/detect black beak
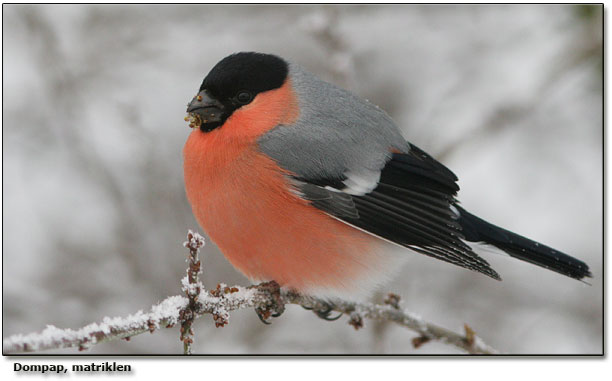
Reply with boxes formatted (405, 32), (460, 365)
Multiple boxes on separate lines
(186, 90), (225, 124)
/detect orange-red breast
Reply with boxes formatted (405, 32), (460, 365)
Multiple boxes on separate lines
(183, 52), (591, 301)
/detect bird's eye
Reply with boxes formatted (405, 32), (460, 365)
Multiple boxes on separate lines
(236, 91), (252, 105)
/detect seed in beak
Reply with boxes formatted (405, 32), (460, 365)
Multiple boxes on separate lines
(197, 95), (203, 102)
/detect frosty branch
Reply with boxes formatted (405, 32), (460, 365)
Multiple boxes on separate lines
(3, 231), (498, 355)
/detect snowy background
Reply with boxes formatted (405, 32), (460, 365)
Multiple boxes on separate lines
(2, 4), (602, 354)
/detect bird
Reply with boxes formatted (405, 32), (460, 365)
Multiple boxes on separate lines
(183, 52), (591, 309)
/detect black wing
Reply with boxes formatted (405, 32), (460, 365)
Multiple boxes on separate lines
(294, 144), (501, 280)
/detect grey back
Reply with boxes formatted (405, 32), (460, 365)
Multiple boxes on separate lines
(257, 63), (408, 181)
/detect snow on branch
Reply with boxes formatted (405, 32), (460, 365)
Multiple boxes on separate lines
(2, 296), (188, 354)
(3, 231), (498, 355)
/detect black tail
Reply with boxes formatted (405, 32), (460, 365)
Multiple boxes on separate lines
(455, 205), (592, 280)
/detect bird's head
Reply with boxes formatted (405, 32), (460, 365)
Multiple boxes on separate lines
(186, 52), (290, 132)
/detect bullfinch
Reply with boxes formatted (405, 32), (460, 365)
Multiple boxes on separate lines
(183, 52), (591, 303)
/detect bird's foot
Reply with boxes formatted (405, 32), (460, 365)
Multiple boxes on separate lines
(254, 281), (285, 325)
(302, 301), (342, 321)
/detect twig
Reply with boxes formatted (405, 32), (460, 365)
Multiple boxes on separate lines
(2, 296), (188, 354)
(3, 286), (497, 354)
(3, 230), (498, 355)
(178, 230), (205, 355)
(281, 292), (498, 354)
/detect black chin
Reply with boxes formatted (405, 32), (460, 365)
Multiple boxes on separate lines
(199, 121), (223, 132)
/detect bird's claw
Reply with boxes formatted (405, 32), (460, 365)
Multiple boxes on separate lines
(254, 281), (285, 325)
(302, 301), (343, 321)
(255, 308), (273, 325)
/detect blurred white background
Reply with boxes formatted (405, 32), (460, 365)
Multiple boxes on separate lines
(2, 4), (602, 354)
